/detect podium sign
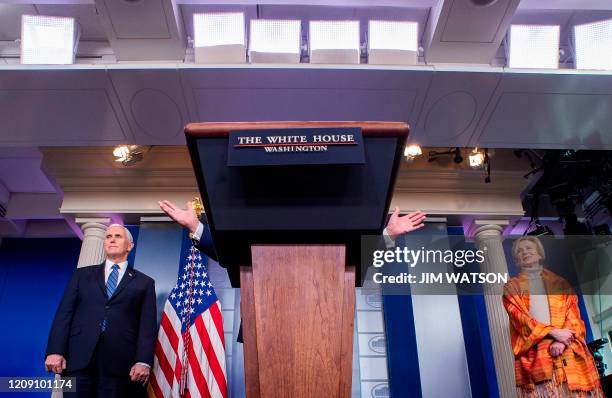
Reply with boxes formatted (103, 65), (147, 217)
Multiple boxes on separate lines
(227, 127), (365, 166)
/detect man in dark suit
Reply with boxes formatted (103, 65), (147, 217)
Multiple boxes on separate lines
(45, 224), (157, 398)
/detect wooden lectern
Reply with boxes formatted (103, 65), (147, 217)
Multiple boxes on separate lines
(185, 122), (408, 398)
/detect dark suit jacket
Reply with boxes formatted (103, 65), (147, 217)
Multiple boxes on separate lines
(46, 263), (157, 376)
(194, 215), (218, 262)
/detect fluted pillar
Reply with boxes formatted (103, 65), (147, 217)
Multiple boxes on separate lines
(75, 218), (110, 268)
(471, 221), (517, 398)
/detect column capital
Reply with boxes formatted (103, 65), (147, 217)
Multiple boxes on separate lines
(75, 217), (111, 228)
(465, 219), (510, 239)
(75, 218), (110, 268)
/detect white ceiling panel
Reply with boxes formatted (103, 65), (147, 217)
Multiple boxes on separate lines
(108, 69), (192, 144)
(34, 4), (107, 40)
(100, 0), (170, 39)
(0, 4), (37, 40)
(425, 0), (520, 64)
(441, 0), (514, 43)
(94, 0), (185, 61)
(0, 69), (133, 145)
(473, 71), (612, 149)
(410, 69), (501, 147)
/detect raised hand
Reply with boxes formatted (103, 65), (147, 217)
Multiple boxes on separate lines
(386, 207), (427, 240)
(158, 200), (199, 234)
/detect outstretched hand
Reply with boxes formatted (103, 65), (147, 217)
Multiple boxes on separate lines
(386, 207), (427, 240)
(158, 200), (199, 234)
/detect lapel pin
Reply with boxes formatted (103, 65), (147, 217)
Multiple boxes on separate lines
(129, 272), (133, 277)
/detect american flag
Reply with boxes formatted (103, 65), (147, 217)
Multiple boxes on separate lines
(148, 233), (228, 398)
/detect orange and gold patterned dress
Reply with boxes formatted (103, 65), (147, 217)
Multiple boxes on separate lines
(503, 269), (604, 398)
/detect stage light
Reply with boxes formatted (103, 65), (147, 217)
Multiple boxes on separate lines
(21, 14), (78, 65)
(309, 21), (360, 64)
(249, 20), (301, 64)
(194, 13), (246, 63)
(574, 19), (612, 70)
(508, 25), (559, 69)
(404, 144), (422, 161)
(113, 145), (143, 166)
(469, 148), (485, 169)
(368, 21), (418, 65)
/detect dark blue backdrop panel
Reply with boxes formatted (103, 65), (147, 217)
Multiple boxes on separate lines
(381, 231), (423, 398)
(382, 294), (422, 398)
(0, 238), (81, 397)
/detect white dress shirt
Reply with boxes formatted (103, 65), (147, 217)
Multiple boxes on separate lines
(104, 259), (128, 285)
(193, 222), (205, 241)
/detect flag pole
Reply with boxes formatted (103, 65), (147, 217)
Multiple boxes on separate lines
(179, 197), (203, 397)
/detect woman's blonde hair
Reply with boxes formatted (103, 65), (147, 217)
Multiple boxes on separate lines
(511, 236), (546, 265)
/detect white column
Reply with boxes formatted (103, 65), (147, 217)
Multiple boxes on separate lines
(76, 218), (110, 268)
(471, 221), (517, 398)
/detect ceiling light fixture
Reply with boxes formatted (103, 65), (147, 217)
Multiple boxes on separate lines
(249, 19), (301, 64)
(404, 144), (422, 161)
(469, 148), (485, 169)
(113, 145), (144, 166)
(21, 14), (79, 65)
(193, 12), (246, 63)
(507, 24), (560, 69)
(309, 20), (360, 64)
(368, 20), (418, 65)
(574, 19), (612, 70)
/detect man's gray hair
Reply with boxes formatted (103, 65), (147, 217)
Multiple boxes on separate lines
(108, 223), (134, 243)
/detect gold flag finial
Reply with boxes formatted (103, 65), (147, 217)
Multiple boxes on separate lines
(191, 197), (203, 218)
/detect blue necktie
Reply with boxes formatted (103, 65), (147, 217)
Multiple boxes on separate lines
(101, 264), (119, 332)
(106, 264), (119, 298)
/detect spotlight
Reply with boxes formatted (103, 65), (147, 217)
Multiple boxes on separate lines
(309, 20), (360, 64)
(113, 145), (143, 166)
(574, 19), (612, 70)
(193, 13), (246, 63)
(508, 24), (559, 69)
(404, 144), (422, 161)
(21, 14), (79, 65)
(368, 21), (418, 65)
(469, 148), (485, 169)
(249, 20), (301, 64)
